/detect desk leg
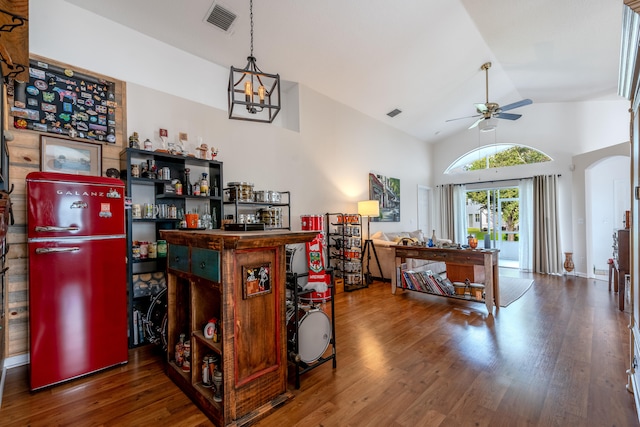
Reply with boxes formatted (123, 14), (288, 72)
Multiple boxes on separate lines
(619, 270), (626, 311)
(484, 254), (494, 314)
(392, 256), (400, 294)
(493, 262), (500, 308)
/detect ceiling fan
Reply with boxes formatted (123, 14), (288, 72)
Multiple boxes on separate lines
(447, 62), (533, 131)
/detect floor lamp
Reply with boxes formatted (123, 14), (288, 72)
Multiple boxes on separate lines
(358, 200), (383, 284)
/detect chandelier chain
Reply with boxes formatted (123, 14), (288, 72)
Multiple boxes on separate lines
(249, 0), (254, 57)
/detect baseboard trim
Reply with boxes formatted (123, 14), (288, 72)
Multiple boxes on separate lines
(0, 366), (5, 408)
(4, 353), (29, 369)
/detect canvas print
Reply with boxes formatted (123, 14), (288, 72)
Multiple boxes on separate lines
(369, 172), (400, 222)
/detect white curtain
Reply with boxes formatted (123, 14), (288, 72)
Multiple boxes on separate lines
(533, 175), (562, 274)
(437, 184), (454, 240)
(519, 179), (533, 272)
(436, 184), (467, 244)
(453, 184), (467, 244)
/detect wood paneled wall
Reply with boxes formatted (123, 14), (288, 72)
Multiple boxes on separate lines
(5, 55), (127, 358)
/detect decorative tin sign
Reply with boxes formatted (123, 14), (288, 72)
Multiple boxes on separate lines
(12, 59), (117, 143)
(243, 263), (272, 299)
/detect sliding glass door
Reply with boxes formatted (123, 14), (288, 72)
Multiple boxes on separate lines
(465, 186), (520, 268)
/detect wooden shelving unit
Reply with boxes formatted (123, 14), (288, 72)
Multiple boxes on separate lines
(160, 229), (317, 426)
(120, 148), (223, 348)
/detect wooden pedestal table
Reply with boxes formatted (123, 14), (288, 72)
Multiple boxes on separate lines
(159, 229), (318, 427)
(392, 245), (500, 314)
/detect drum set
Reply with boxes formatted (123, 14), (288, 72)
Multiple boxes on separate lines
(144, 288), (168, 350)
(285, 244), (334, 368)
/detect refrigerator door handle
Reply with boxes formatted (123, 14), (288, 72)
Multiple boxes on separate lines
(34, 226), (80, 233)
(35, 247), (81, 254)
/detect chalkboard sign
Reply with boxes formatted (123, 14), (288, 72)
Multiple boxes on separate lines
(10, 59), (117, 143)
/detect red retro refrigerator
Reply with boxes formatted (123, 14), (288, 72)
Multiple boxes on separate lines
(26, 172), (128, 390)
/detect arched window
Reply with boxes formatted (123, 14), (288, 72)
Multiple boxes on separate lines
(445, 144), (552, 174)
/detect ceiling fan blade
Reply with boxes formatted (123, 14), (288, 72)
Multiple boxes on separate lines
(468, 117), (484, 129)
(446, 114), (481, 123)
(499, 99), (532, 112)
(496, 112), (522, 121)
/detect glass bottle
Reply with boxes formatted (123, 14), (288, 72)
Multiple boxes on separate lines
(213, 178), (219, 197)
(200, 173), (209, 196)
(201, 204), (212, 229)
(184, 169), (192, 196)
(193, 180), (201, 196)
(211, 207), (217, 229)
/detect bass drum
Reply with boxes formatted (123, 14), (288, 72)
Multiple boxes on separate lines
(286, 305), (332, 363)
(145, 288), (168, 351)
(286, 243), (308, 289)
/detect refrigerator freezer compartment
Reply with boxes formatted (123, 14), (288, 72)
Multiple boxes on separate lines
(26, 172), (125, 239)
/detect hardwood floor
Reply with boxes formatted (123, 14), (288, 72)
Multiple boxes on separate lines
(1, 272), (637, 426)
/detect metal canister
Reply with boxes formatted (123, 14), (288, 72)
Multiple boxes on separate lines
(161, 167), (171, 180)
(148, 242), (157, 259)
(131, 244), (140, 260)
(139, 242), (148, 259)
(168, 205), (177, 219)
(157, 240), (167, 257)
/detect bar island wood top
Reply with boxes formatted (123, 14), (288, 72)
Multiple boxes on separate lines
(392, 245), (500, 314)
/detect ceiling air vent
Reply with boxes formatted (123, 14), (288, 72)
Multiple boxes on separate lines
(205, 2), (237, 33)
(387, 108), (402, 118)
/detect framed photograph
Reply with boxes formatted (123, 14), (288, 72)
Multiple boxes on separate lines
(243, 263), (272, 299)
(41, 135), (102, 176)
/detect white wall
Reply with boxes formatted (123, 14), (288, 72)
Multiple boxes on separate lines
(31, 0), (432, 232)
(586, 155), (630, 278)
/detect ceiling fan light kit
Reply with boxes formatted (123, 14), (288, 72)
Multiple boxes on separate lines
(479, 117), (498, 132)
(446, 61), (532, 131)
(228, 0), (281, 123)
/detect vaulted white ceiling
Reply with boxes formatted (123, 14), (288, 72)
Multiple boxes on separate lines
(63, 0), (623, 143)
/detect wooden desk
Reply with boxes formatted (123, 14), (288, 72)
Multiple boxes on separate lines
(392, 245), (500, 313)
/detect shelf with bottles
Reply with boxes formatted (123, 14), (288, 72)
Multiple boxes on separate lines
(166, 261), (226, 420)
(223, 185), (291, 230)
(120, 148), (223, 348)
(326, 213), (365, 292)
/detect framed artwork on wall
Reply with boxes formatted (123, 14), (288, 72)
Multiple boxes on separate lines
(40, 135), (102, 176)
(369, 172), (400, 222)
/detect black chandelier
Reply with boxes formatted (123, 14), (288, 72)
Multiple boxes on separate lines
(227, 0), (281, 123)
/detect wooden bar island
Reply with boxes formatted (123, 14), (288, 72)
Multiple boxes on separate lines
(392, 245), (500, 313)
(159, 229), (318, 427)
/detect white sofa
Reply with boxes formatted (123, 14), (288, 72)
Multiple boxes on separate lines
(365, 230), (448, 281)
